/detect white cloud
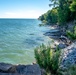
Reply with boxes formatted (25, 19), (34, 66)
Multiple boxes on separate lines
(1, 10), (43, 18)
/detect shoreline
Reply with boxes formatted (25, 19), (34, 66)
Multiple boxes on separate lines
(44, 25), (72, 48)
(0, 62), (41, 75)
(0, 24), (75, 75)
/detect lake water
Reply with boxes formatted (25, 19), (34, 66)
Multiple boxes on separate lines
(0, 19), (52, 64)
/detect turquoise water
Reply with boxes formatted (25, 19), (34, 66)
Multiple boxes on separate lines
(0, 19), (51, 64)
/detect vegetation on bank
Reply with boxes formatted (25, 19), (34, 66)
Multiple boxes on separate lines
(38, 0), (76, 26)
(38, 0), (76, 41)
(34, 0), (76, 75)
(67, 25), (76, 40)
(34, 44), (60, 75)
(38, 8), (58, 25)
(34, 44), (76, 75)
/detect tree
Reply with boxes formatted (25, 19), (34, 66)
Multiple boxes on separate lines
(70, 0), (76, 12)
(39, 0), (76, 26)
(57, 0), (72, 25)
(49, 0), (59, 8)
(38, 8), (58, 24)
(69, 0), (76, 19)
(38, 14), (45, 21)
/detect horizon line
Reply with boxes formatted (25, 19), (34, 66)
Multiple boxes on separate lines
(0, 18), (38, 19)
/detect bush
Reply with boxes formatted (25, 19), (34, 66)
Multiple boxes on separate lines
(66, 26), (76, 40)
(34, 44), (60, 74)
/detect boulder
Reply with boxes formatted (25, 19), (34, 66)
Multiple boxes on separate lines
(0, 63), (41, 75)
(16, 64), (41, 75)
(58, 43), (67, 49)
(0, 63), (16, 73)
(0, 73), (20, 75)
(41, 69), (46, 75)
(59, 42), (76, 70)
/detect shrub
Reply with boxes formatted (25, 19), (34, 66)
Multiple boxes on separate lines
(66, 26), (76, 40)
(34, 44), (60, 74)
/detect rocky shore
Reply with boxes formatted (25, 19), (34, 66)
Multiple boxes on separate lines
(0, 24), (76, 75)
(44, 25), (71, 48)
(44, 25), (76, 71)
(0, 63), (41, 75)
(59, 42), (76, 70)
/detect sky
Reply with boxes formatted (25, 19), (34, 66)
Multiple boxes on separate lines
(0, 0), (50, 18)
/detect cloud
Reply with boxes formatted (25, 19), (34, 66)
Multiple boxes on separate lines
(1, 10), (43, 18)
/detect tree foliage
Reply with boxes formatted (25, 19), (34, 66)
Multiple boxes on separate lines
(58, 0), (70, 25)
(70, 0), (76, 12)
(39, 0), (76, 25)
(38, 8), (58, 24)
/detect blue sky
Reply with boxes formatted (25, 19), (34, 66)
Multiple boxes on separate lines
(0, 0), (50, 18)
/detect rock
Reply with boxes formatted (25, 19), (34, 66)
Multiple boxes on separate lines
(59, 42), (76, 70)
(29, 33), (34, 35)
(0, 63), (16, 73)
(41, 69), (46, 75)
(59, 35), (71, 45)
(39, 23), (45, 26)
(49, 36), (60, 39)
(44, 28), (61, 40)
(0, 73), (20, 75)
(58, 43), (67, 49)
(44, 29), (61, 37)
(0, 63), (41, 75)
(9, 65), (17, 73)
(16, 64), (41, 75)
